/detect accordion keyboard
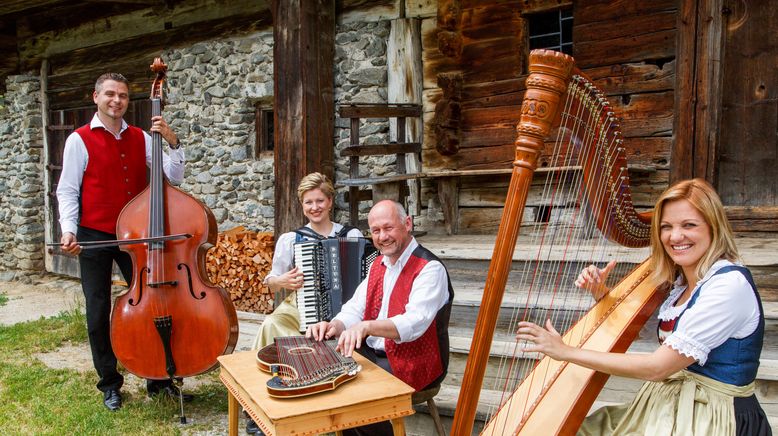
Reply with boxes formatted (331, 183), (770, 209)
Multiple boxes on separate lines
(293, 238), (376, 332)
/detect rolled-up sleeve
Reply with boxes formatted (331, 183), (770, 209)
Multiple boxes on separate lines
(390, 260), (449, 343)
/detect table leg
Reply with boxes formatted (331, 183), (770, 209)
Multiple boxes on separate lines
(228, 390), (239, 436)
(390, 417), (406, 436)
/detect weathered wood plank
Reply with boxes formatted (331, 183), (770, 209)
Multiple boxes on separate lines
(574, 29), (676, 69)
(671, 0), (697, 182)
(339, 103), (422, 119)
(437, 177), (460, 235)
(726, 207), (778, 232)
(716, 0), (778, 206)
(584, 61), (675, 96)
(273, 0), (335, 234)
(459, 2), (522, 40)
(575, 9), (676, 42)
(340, 142), (421, 157)
(19, 0), (271, 64)
(575, 0), (676, 24)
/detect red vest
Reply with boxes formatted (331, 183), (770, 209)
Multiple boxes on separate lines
(364, 249), (447, 391)
(76, 123), (147, 234)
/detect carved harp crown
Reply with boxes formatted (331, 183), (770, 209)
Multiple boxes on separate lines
(450, 49), (665, 435)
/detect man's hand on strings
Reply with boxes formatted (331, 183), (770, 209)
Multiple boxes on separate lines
(306, 320), (344, 342)
(335, 321), (371, 358)
(516, 319), (570, 361)
(575, 260), (616, 301)
(60, 232), (82, 256)
(150, 115), (178, 146)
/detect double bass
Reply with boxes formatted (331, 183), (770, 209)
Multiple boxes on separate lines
(109, 58), (239, 382)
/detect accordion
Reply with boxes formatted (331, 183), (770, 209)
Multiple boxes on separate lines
(294, 237), (378, 332)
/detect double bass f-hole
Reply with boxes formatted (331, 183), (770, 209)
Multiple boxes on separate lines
(177, 263), (207, 300)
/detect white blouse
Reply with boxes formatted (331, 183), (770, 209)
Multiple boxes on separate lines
(659, 259), (760, 365)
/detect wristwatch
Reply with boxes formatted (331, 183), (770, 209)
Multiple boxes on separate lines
(170, 140), (182, 150)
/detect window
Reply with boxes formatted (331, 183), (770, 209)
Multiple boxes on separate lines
(528, 9), (573, 56)
(255, 105), (274, 156)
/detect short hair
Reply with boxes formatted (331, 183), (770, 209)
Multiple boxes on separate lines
(296, 172), (335, 203)
(95, 73), (129, 93)
(649, 178), (739, 284)
(390, 201), (408, 221)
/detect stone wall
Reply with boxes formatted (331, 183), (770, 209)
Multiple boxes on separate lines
(162, 31), (276, 232)
(0, 75), (45, 271)
(0, 17), (414, 272)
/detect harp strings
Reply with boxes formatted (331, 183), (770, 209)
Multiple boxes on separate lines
(482, 76), (644, 432)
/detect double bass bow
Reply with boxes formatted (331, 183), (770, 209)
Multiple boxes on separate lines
(109, 58), (238, 387)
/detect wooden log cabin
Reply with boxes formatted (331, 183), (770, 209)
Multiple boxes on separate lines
(0, 0), (775, 433)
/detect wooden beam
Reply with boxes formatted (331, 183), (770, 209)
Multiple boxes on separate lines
(340, 142), (421, 157)
(339, 103), (421, 118)
(673, 0), (726, 184)
(272, 0), (335, 234)
(388, 18), (423, 215)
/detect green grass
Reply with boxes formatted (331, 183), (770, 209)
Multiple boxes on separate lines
(0, 309), (229, 435)
(0, 293), (7, 307)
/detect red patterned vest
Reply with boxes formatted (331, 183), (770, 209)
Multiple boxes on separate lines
(76, 123), (147, 234)
(364, 245), (453, 391)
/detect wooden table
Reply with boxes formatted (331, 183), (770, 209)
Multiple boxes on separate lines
(218, 350), (415, 436)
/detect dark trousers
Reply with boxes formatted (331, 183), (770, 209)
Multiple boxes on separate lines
(341, 346), (396, 436)
(78, 226), (173, 393)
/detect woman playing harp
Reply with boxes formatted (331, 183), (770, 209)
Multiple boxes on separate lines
(450, 49), (767, 435)
(519, 178), (771, 436)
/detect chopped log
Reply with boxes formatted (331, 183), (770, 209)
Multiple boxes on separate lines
(205, 227), (275, 314)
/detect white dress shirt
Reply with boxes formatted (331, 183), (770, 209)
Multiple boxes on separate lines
(334, 237), (450, 351)
(56, 114), (186, 235)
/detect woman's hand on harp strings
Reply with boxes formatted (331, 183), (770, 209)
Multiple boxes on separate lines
(60, 232), (82, 256)
(516, 320), (571, 361)
(575, 260), (617, 302)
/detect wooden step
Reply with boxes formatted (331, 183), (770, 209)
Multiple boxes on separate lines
(428, 360), (778, 432)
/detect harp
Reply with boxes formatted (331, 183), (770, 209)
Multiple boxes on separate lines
(450, 50), (666, 435)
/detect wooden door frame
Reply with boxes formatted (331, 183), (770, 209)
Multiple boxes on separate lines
(272, 0), (336, 235)
(672, 0), (727, 184)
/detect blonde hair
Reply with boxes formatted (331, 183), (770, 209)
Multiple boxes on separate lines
(296, 172), (335, 203)
(649, 178), (739, 284)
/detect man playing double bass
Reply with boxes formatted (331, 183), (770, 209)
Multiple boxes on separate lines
(56, 72), (191, 411)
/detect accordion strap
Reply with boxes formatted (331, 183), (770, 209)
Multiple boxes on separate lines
(294, 224), (358, 241)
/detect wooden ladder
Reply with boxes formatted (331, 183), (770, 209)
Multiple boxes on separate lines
(338, 103), (423, 227)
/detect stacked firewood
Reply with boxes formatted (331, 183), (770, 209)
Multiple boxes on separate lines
(205, 226), (275, 313)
